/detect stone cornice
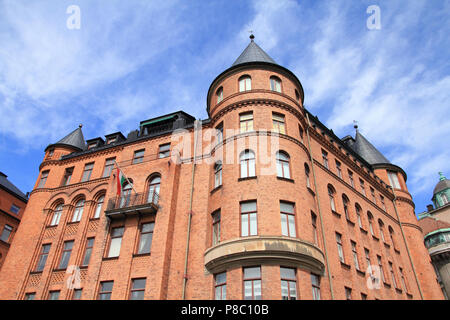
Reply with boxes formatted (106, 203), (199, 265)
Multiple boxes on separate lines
(30, 177), (109, 197)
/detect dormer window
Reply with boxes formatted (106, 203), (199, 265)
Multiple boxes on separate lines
(216, 87), (223, 103)
(88, 142), (97, 150)
(107, 137), (117, 144)
(239, 75), (251, 92)
(270, 76), (281, 92)
(48, 149), (54, 157)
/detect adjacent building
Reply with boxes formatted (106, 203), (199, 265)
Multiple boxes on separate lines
(0, 36), (444, 300)
(0, 172), (28, 270)
(418, 172), (450, 299)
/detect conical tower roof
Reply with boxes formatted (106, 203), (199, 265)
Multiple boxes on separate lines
(45, 125), (86, 152)
(353, 130), (390, 165)
(231, 35), (277, 67)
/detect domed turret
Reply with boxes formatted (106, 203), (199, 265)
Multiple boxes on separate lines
(432, 172), (450, 208)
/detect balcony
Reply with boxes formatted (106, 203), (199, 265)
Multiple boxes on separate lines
(105, 192), (159, 220)
(204, 236), (326, 275)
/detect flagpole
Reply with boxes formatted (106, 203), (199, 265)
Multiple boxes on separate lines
(113, 160), (138, 195)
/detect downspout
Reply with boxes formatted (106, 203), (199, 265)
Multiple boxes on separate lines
(389, 187), (424, 299)
(182, 120), (200, 299)
(305, 113), (335, 299)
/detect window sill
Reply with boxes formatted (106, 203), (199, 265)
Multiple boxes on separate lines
(102, 256), (119, 261)
(210, 185), (222, 195)
(331, 210), (341, 218)
(238, 176), (257, 182)
(277, 177), (294, 183)
(346, 219), (355, 227)
(46, 224), (58, 229)
(52, 268), (67, 272)
(89, 218), (100, 221)
(0, 239), (11, 246)
(307, 187), (315, 196)
(133, 253), (151, 258)
(356, 269), (366, 277)
(67, 221), (81, 225)
(79, 265), (89, 269)
(29, 271), (43, 275)
(340, 261), (351, 270)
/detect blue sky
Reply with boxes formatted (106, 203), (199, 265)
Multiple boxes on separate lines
(0, 0), (449, 214)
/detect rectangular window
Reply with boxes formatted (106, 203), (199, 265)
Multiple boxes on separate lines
(61, 167), (74, 186)
(88, 142), (97, 150)
(133, 149), (145, 164)
(215, 272), (226, 300)
(73, 289), (82, 300)
(311, 212), (318, 245)
(216, 123), (223, 143)
(36, 244), (51, 272)
(380, 195), (386, 211)
(98, 281), (114, 300)
(348, 170), (354, 188)
(388, 171), (401, 189)
(10, 204), (20, 215)
(81, 163), (94, 182)
(214, 162), (222, 188)
(336, 233), (344, 263)
(137, 222), (154, 255)
(0, 225), (13, 242)
(345, 287), (352, 300)
(377, 255), (386, 283)
(130, 278), (146, 300)
(48, 291), (60, 300)
(351, 241), (360, 270)
(361, 293), (367, 300)
(107, 137), (117, 144)
(280, 202), (296, 237)
(360, 179), (366, 196)
(158, 143), (171, 159)
(272, 113), (286, 134)
(82, 238), (95, 267)
(311, 274), (321, 300)
(399, 267), (409, 292)
(240, 112), (254, 133)
(243, 267), (261, 300)
(370, 187), (376, 203)
(322, 150), (329, 169)
(241, 201), (257, 237)
(298, 125), (304, 142)
(102, 158), (116, 177)
(281, 267), (297, 300)
(335, 160), (342, 178)
(389, 262), (397, 288)
(364, 248), (371, 269)
(212, 210), (221, 246)
(58, 240), (74, 270)
(38, 170), (49, 188)
(107, 227), (124, 258)
(24, 293), (36, 300)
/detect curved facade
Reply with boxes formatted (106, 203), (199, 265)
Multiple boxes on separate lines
(0, 37), (444, 300)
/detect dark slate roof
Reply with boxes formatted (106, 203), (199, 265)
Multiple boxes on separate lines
(352, 130), (390, 165)
(433, 174), (450, 195)
(0, 172), (28, 202)
(46, 126), (86, 152)
(231, 38), (277, 67)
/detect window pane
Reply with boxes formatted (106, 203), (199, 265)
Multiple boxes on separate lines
(281, 214), (288, 236)
(244, 281), (252, 299)
(132, 278), (146, 290)
(288, 215), (296, 237)
(244, 267), (260, 279)
(215, 272), (226, 285)
(249, 213), (257, 235)
(289, 281), (297, 299)
(281, 280), (289, 299)
(280, 202), (294, 214)
(108, 238), (122, 257)
(281, 267), (296, 279)
(253, 280), (262, 300)
(282, 162), (290, 178)
(241, 201), (256, 213)
(248, 159), (255, 176)
(241, 214), (248, 237)
(138, 232), (153, 254)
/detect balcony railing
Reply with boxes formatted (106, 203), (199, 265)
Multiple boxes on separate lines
(105, 192), (159, 219)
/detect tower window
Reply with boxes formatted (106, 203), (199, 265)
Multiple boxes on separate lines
(270, 76), (281, 92)
(239, 75), (251, 92)
(216, 87), (223, 103)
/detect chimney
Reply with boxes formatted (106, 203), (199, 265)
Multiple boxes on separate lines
(427, 204), (434, 212)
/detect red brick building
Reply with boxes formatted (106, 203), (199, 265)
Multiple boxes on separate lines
(0, 172), (28, 270)
(0, 36), (444, 300)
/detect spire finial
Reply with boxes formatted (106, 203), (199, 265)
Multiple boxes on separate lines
(79, 124), (83, 128)
(249, 30), (254, 41)
(353, 120), (359, 130)
(439, 172), (446, 181)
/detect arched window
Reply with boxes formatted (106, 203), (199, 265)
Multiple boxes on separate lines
(216, 87), (223, 103)
(388, 226), (396, 248)
(147, 176), (160, 204)
(295, 89), (300, 101)
(239, 75), (251, 92)
(305, 164), (311, 188)
(240, 150), (255, 178)
(270, 76), (281, 92)
(367, 212), (375, 236)
(378, 219), (386, 242)
(276, 151), (290, 179)
(72, 199), (85, 222)
(214, 162), (222, 188)
(355, 203), (363, 229)
(328, 185), (336, 212)
(93, 195), (105, 219)
(120, 182), (133, 208)
(50, 204), (63, 226)
(342, 194), (350, 220)
(441, 193), (449, 205)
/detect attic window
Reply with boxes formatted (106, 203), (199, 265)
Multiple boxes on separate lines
(88, 142), (97, 150)
(48, 149), (54, 157)
(107, 137), (117, 144)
